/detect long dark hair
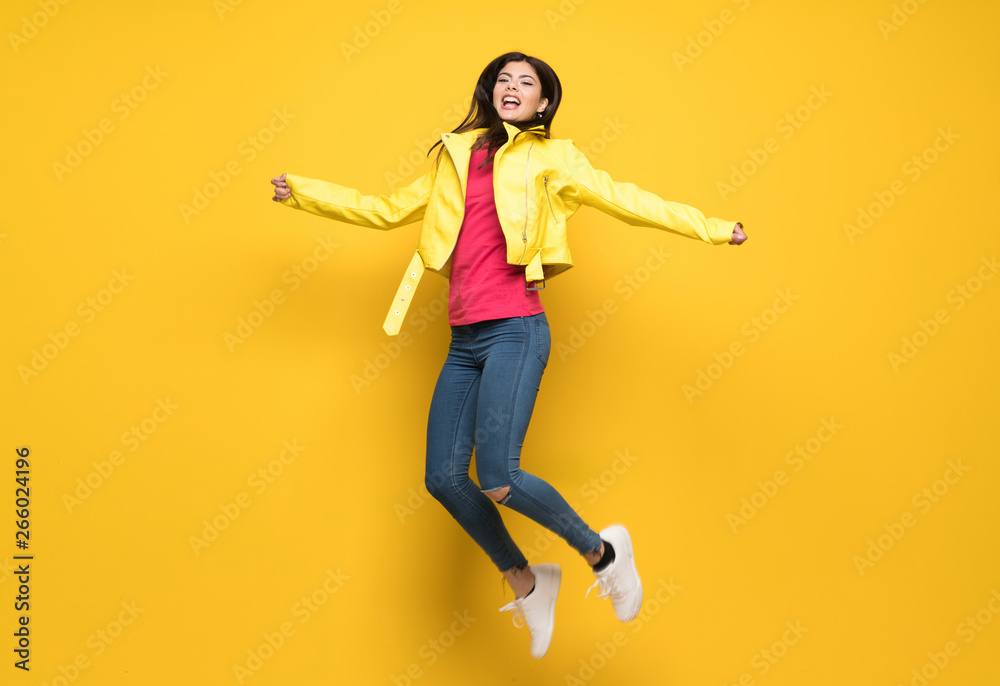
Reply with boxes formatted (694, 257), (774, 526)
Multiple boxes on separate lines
(427, 51), (563, 169)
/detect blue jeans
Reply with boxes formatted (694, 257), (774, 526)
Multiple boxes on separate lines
(425, 312), (603, 571)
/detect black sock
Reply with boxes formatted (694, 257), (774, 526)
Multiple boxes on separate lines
(592, 540), (615, 571)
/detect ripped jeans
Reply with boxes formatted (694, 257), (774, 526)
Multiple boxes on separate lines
(425, 312), (603, 571)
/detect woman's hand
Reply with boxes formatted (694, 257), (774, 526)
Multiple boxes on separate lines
(271, 173), (291, 201)
(729, 222), (747, 245)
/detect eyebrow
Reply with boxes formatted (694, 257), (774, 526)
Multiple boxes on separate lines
(499, 72), (535, 80)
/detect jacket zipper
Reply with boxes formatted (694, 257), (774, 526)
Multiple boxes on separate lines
(519, 142), (534, 265)
(543, 175), (556, 221)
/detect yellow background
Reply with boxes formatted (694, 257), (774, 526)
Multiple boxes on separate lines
(3, 0), (999, 684)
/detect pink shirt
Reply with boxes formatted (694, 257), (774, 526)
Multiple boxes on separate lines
(448, 145), (544, 326)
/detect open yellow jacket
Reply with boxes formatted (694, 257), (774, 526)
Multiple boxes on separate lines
(279, 120), (738, 335)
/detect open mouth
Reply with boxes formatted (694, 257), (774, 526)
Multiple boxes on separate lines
(501, 95), (521, 110)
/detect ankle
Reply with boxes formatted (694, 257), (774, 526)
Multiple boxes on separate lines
(583, 542), (604, 566)
(517, 569), (536, 598)
(504, 565), (536, 599)
(591, 540), (615, 572)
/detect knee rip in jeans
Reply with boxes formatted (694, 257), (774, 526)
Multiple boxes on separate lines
(484, 485), (512, 505)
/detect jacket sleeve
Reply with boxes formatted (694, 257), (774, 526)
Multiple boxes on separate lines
(278, 167), (434, 230)
(560, 141), (736, 245)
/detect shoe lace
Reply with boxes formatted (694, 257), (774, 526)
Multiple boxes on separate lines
(585, 574), (622, 601)
(498, 599), (526, 629)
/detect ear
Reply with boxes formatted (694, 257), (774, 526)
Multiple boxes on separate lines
(538, 97), (549, 113)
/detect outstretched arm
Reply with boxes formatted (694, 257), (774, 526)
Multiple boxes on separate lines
(269, 169), (434, 230)
(561, 142), (746, 246)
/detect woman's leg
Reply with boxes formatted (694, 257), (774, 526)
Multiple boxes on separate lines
(473, 313), (605, 558)
(472, 316), (642, 623)
(425, 326), (530, 575)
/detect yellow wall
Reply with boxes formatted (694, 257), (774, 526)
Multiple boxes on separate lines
(3, 1), (998, 684)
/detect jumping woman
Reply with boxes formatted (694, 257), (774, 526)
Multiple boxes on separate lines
(270, 50), (747, 659)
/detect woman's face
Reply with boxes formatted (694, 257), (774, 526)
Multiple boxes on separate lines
(492, 61), (548, 123)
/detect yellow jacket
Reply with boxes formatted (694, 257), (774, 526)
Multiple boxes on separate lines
(279, 120), (737, 335)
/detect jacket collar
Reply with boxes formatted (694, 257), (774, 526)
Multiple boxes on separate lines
(500, 121), (547, 140)
(440, 122), (546, 196)
(453, 121), (546, 143)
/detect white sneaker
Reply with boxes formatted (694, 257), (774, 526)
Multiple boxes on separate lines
(498, 563), (561, 658)
(586, 525), (642, 622)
